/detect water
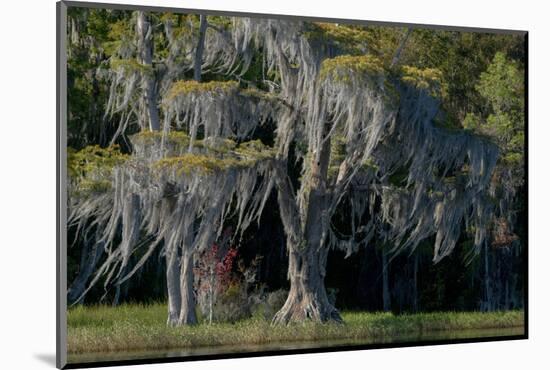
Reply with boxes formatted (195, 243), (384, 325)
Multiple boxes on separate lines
(68, 326), (524, 364)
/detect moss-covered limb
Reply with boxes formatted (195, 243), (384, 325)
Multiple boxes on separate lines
(169, 78), (227, 100)
(234, 140), (276, 160)
(304, 23), (374, 56)
(103, 13), (258, 139)
(110, 57), (153, 75)
(319, 55), (443, 99)
(311, 54), (499, 263)
(130, 131), (189, 153)
(239, 87), (276, 102)
(200, 137), (238, 152)
(152, 139), (276, 175)
(203, 19), (501, 269)
(130, 130), (275, 160)
(163, 79), (279, 143)
(68, 145), (129, 176)
(165, 80), (287, 109)
(131, 130), (190, 146)
(154, 154), (254, 175)
(319, 53), (445, 96)
(327, 135), (378, 179)
(320, 55), (386, 83)
(165, 80), (239, 101)
(69, 135), (276, 310)
(68, 145), (130, 195)
(102, 12), (164, 135)
(71, 179), (114, 196)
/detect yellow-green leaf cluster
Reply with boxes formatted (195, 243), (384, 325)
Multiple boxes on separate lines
(110, 58), (153, 75)
(68, 145), (129, 179)
(320, 55), (385, 84)
(328, 135), (347, 179)
(166, 80), (239, 101)
(131, 130), (191, 148)
(305, 23), (374, 55)
(401, 66), (443, 92)
(201, 137), (238, 153)
(234, 140), (276, 160)
(153, 139), (276, 175)
(68, 145), (129, 194)
(154, 154), (253, 175)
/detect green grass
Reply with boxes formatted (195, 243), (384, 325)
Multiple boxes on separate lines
(67, 304), (524, 355)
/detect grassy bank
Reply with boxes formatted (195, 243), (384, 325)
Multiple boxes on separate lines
(67, 304), (524, 354)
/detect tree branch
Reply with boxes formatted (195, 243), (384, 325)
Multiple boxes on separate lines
(273, 161), (302, 249)
(193, 15), (208, 81)
(390, 28), (413, 69)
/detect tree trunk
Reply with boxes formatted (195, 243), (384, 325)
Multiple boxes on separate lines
(113, 264), (129, 306)
(483, 240), (492, 311)
(178, 248), (198, 325)
(68, 240), (104, 305)
(272, 133), (342, 324)
(193, 15), (208, 82)
(382, 249), (391, 312)
(165, 245), (181, 326)
(136, 11), (160, 131)
(412, 253), (419, 312)
(390, 28), (413, 68)
(272, 247), (341, 324)
(208, 272), (214, 325)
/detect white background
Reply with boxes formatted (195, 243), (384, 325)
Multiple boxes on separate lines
(0, 0), (547, 369)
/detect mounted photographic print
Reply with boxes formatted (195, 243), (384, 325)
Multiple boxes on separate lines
(56, 1), (528, 368)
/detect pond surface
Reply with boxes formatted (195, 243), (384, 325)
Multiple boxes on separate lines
(68, 326), (524, 364)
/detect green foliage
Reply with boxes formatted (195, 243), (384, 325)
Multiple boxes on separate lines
(67, 9), (113, 148)
(98, 18), (132, 57)
(320, 55), (385, 83)
(401, 65), (444, 96)
(304, 23), (409, 64)
(153, 139), (275, 175)
(388, 165), (410, 186)
(158, 13), (193, 33)
(107, 18), (133, 42)
(327, 135), (381, 180)
(240, 88), (278, 102)
(68, 145), (129, 194)
(234, 140), (276, 160)
(360, 158), (378, 172)
(68, 145), (129, 178)
(304, 23), (372, 55)
(166, 80), (239, 101)
(328, 135), (347, 179)
(465, 52), (524, 168)
(401, 30), (524, 128)
(238, 51), (267, 87)
(206, 15), (233, 30)
(154, 153), (250, 175)
(477, 52), (524, 114)
(110, 58), (153, 75)
(131, 130), (190, 147)
(201, 137), (238, 153)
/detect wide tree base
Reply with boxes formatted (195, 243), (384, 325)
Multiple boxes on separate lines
(167, 312), (179, 327)
(178, 309), (198, 326)
(272, 294), (343, 325)
(167, 311), (198, 326)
